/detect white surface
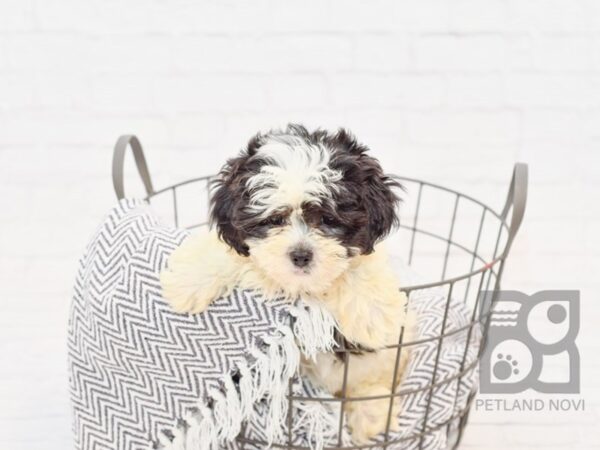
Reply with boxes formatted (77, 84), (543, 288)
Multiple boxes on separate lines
(0, 1), (598, 449)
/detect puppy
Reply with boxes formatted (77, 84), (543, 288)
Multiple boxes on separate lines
(161, 124), (413, 443)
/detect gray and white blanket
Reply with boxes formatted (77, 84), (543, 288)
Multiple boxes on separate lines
(68, 199), (479, 450)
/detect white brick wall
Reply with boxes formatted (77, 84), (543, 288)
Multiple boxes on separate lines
(0, 1), (598, 449)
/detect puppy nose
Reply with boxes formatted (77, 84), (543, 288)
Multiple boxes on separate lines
(289, 248), (313, 268)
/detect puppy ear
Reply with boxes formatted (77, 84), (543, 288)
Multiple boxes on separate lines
(328, 128), (401, 254)
(210, 154), (252, 256)
(360, 157), (402, 254)
(350, 148), (403, 254)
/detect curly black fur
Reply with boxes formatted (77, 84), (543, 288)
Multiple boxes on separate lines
(209, 124), (402, 257)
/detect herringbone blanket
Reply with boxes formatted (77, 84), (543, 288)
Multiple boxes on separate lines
(68, 200), (479, 450)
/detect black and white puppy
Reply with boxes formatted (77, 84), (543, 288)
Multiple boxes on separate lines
(161, 124), (413, 442)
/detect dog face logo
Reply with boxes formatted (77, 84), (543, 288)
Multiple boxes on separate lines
(479, 290), (580, 394)
(209, 124), (401, 297)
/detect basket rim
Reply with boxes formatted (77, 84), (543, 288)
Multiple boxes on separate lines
(144, 174), (509, 293)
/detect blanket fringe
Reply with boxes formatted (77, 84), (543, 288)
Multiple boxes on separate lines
(289, 300), (338, 361)
(154, 300), (338, 450)
(294, 399), (347, 450)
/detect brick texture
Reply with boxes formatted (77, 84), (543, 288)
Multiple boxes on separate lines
(0, 1), (598, 449)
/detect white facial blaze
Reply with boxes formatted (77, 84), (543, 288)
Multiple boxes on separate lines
(242, 134), (350, 295)
(245, 137), (342, 217)
(288, 209), (310, 240)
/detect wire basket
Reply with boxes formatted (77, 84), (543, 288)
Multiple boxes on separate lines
(112, 135), (527, 450)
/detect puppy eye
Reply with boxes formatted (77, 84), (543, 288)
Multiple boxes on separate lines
(321, 215), (339, 227)
(260, 216), (285, 227)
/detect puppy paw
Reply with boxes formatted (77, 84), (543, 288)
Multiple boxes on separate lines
(346, 386), (400, 444)
(160, 268), (217, 314)
(160, 232), (238, 314)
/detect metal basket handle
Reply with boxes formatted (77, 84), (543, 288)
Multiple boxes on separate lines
(500, 162), (528, 258)
(112, 135), (155, 200)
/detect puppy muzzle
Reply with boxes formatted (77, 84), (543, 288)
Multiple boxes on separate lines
(289, 247), (313, 268)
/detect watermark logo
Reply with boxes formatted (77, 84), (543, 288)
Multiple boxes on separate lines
(479, 290), (580, 394)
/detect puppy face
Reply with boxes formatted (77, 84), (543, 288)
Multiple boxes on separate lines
(210, 124), (401, 296)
